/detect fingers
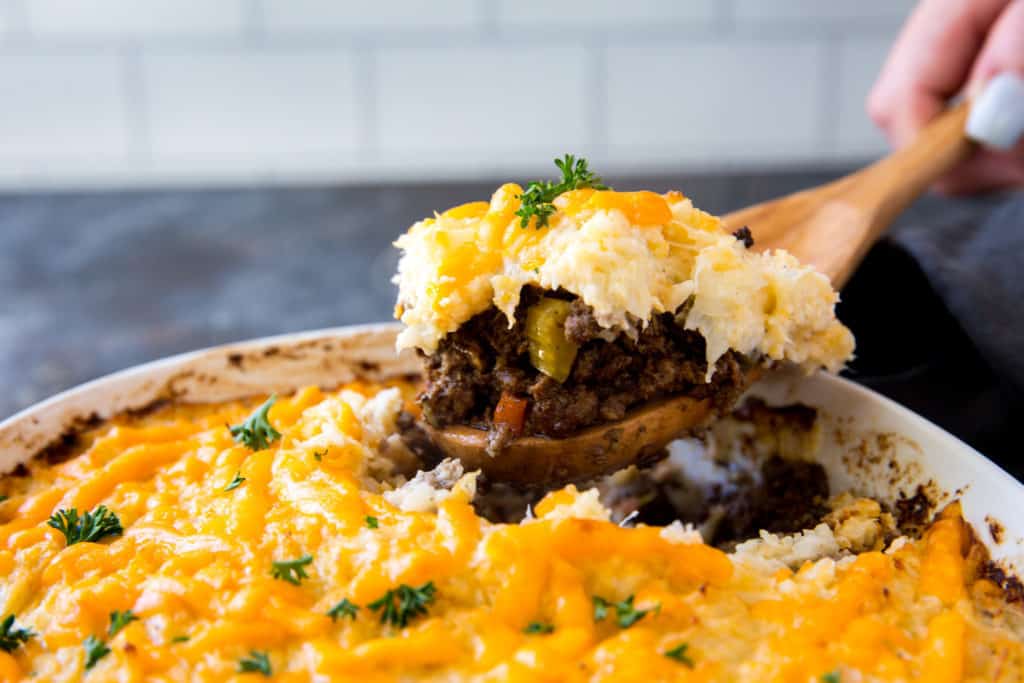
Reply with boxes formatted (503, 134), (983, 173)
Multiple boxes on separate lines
(969, 0), (1024, 88)
(867, 0), (1024, 194)
(933, 141), (1024, 194)
(946, 3), (1024, 194)
(868, 0), (1007, 146)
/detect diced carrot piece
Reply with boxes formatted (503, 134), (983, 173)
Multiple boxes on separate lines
(493, 392), (529, 437)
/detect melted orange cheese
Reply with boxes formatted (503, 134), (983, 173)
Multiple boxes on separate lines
(0, 384), (1021, 682)
(556, 189), (674, 226)
(393, 183), (856, 381)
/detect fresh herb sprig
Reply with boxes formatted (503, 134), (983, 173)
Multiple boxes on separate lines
(523, 621), (554, 635)
(821, 672), (841, 683)
(270, 554), (313, 585)
(48, 506), (123, 546)
(0, 614), (33, 653)
(108, 610), (138, 638)
(224, 472), (246, 492)
(365, 515), (379, 529)
(238, 650), (272, 676)
(592, 594), (656, 629)
(516, 154), (608, 229)
(327, 598), (359, 621)
(368, 582), (436, 628)
(229, 396), (281, 451)
(664, 643), (695, 668)
(83, 635), (111, 670)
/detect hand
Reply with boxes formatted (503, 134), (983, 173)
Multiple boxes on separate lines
(868, 0), (1024, 194)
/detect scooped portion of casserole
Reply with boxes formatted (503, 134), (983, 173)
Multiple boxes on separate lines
(393, 157), (855, 452)
(0, 382), (1020, 681)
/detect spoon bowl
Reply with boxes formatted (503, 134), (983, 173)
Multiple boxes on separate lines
(422, 392), (717, 487)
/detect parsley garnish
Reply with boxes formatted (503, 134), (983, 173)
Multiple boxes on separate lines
(0, 495), (8, 503)
(664, 643), (695, 668)
(229, 395), (281, 451)
(523, 621), (554, 634)
(270, 554), (313, 585)
(313, 449), (327, 461)
(821, 672), (841, 683)
(47, 505), (123, 546)
(365, 515), (379, 529)
(592, 594), (655, 628)
(0, 614), (33, 653)
(327, 598), (359, 621)
(368, 581), (436, 628)
(171, 635), (190, 643)
(238, 650), (272, 676)
(592, 596), (610, 621)
(224, 471), (246, 492)
(83, 635), (110, 670)
(615, 595), (653, 628)
(108, 610), (138, 638)
(516, 154), (608, 229)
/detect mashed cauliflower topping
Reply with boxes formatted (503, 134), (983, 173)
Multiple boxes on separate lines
(394, 185), (855, 375)
(0, 381), (1020, 681)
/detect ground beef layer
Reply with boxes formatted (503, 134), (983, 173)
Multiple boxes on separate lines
(418, 288), (750, 447)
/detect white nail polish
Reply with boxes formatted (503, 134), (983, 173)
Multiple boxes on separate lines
(966, 72), (1024, 150)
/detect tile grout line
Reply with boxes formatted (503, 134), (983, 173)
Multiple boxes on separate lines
(243, 0), (266, 45)
(818, 34), (842, 159)
(121, 43), (153, 168)
(4, 0), (29, 38)
(0, 24), (909, 54)
(477, 0), (498, 36)
(586, 38), (608, 156)
(713, 0), (735, 34)
(354, 43), (377, 165)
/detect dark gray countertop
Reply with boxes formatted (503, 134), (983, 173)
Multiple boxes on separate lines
(2, 169), (1019, 478)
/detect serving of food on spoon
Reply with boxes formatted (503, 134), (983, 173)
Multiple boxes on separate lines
(391, 82), (1016, 487)
(391, 154), (854, 484)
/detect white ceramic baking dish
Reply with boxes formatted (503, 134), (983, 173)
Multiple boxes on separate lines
(2, 324), (1021, 570)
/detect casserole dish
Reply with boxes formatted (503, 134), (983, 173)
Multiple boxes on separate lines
(1, 324), (1022, 681)
(2, 323), (1020, 567)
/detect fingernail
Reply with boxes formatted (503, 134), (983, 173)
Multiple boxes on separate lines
(967, 72), (1024, 149)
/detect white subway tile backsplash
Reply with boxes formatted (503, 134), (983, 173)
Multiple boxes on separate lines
(27, 0), (246, 37)
(495, 0), (714, 30)
(0, 54), (130, 164)
(733, 0), (915, 25)
(0, 3), (917, 187)
(605, 42), (824, 163)
(143, 51), (358, 165)
(376, 45), (589, 156)
(836, 37), (896, 158)
(260, 0), (480, 33)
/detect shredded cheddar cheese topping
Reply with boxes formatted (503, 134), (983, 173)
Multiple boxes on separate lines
(393, 183), (855, 378)
(0, 382), (1021, 682)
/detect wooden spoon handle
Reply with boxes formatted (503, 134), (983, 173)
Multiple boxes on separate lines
(723, 100), (975, 287)
(849, 99), (974, 237)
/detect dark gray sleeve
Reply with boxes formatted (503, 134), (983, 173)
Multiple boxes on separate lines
(889, 191), (1024, 392)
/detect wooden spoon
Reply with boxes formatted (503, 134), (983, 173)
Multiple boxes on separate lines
(421, 392), (719, 486)
(723, 100), (973, 286)
(426, 100), (976, 486)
